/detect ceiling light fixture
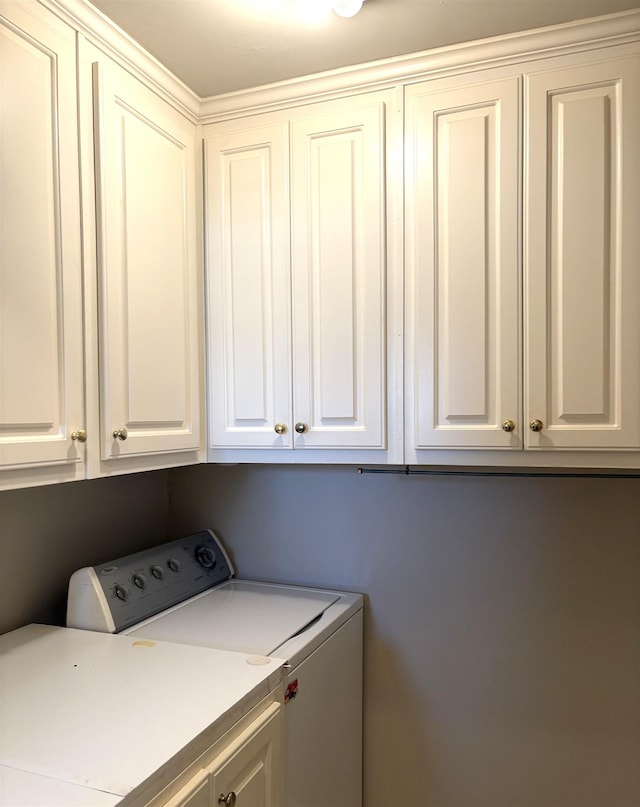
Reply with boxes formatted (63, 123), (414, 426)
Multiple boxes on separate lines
(332, 0), (365, 18)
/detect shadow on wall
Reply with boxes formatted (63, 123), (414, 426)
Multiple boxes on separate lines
(363, 621), (438, 802)
(0, 470), (170, 633)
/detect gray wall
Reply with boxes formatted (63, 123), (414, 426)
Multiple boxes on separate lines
(0, 471), (170, 633)
(1, 465), (638, 806)
(168, 464), (640, 807)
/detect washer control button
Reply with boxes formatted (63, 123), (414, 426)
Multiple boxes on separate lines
(150, 565), (164, 580)
(167, 558), (181, 573)
(114, 584), (129, 601)
(132, 573), (146, 590)
(195, 544), (217, 569)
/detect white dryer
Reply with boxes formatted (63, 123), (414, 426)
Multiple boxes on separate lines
(67, 529), (363, 807)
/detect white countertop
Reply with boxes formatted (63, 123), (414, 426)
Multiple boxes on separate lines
(0, 625), (284, 806)
(0, 766), (120, 807)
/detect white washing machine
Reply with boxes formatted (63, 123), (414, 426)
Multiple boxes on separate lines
(67, 529), (363, 807)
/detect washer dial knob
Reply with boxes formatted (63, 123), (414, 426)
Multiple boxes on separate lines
(167, 558), (181, 573)
(150, 565), (164, 580)
(114, 584), (129, 601)
(132, 573), (146, 589)
(195, 544), (217, 569)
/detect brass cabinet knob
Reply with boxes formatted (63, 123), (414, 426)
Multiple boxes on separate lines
(112, 427), (128, 441)
(71, 429), (87, 443)
(294, 422), (308, 434)
(529, 419), (544, 432)
(218, 793), (237, 807)
(501, 420), (515, 433)
(274, 423), (288, 435)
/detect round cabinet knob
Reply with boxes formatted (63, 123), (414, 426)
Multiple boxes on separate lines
(274, 423), (288, 435)
(112, 427), (128, 441)
(218, 793), (237, 807)
(294, 422), (308, 434)
(71, 429), (87, 443)
(529, 419), (544, 433)
(501, 420), (515, 433)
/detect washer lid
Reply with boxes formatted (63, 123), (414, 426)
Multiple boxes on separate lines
(126, 580), (340, 655)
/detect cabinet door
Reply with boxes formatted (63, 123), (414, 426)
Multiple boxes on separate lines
(405, 76), (520, 454)
(204, 120), (292, 449)
(92, 58), (200, 461)
(161, 771), (210, 807)
(150, 703), (282, 807)
(0, 1), (85, 487)
(290, 94), (389, 449)
(209, 703), (282, 807)
(525, 52), (640, 450)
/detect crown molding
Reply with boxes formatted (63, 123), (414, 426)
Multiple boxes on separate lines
(42, 0), (201, 122)
(198, 8), (640, 124)
(27, 2), (640, 125)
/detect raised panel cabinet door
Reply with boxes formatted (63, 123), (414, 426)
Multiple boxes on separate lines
(93, 59), (200, 460)
(525, 52), (640, 450)
(209, 704), (283, 807)
(405, 76), (520, 453)
(204, 120), (292, 449)
(0, 1), (84, 485)
(160, 770), (211, 807)
(290, 94), (389, 450)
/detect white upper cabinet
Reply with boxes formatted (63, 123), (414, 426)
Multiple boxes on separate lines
(2, 0), (639, 484)
(0, 7), (202, 490)
(0, 1), (85, 488)
(405, 74), (520, 456)
(525, 50), (640, 451)
(86, 48), (201, 470)
(406, 46), (640, 467)
(204, 91), (401, 463)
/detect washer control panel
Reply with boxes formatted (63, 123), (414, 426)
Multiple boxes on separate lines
(67, 530), (234, 633)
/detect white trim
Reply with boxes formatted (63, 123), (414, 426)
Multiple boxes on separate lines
(26, 2), (640, 126)
(206, 449), (640, 469)
(41, 0), (200, 121)
(198, 9), (640, 123)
